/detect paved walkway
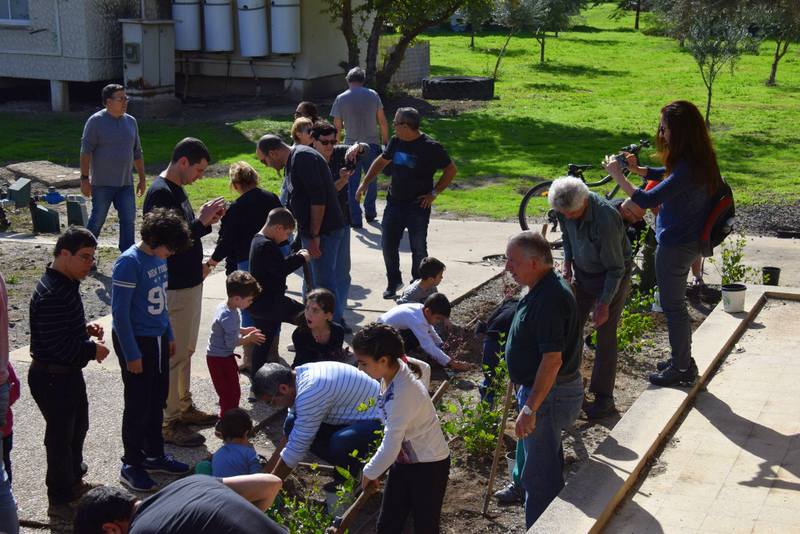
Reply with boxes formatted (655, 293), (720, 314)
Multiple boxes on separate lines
(608, 298), (800, 533)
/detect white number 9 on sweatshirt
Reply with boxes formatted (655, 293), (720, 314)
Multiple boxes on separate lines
(147, 285), (166, 315)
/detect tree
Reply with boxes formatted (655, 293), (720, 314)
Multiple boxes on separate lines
(654, 0), (762, 126)
(321, 0), (467, 95)
(761, 0), (800, 85)
(609, 0), (655, 30)
(493, 0), (585, 66)
(464, 0), (495, 49)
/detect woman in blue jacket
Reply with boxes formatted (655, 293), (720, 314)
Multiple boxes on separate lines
(604, 100), (722, 387)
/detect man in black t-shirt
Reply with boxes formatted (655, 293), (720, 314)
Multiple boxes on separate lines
(74, 474), (287, 533)
(143, 138), (226, 448)
(356, 107), (457, 299)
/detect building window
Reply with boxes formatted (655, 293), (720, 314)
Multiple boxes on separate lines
(0, 0), (29, 23)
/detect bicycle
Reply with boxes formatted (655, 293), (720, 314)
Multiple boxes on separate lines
(517, 139), (651, 248)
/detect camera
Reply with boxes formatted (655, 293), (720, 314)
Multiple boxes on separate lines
(344, 159), (357, 171)
(614, 153), (629, 171)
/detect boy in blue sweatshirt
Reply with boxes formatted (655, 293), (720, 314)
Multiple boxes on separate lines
(112, 208), (194, 492)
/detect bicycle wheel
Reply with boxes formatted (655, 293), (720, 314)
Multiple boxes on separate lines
(518, 181), (563, 249)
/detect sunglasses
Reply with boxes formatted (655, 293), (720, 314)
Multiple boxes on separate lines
(316, 139), (336, 146)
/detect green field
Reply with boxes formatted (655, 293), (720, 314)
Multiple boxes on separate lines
(1, 2), (798, 217)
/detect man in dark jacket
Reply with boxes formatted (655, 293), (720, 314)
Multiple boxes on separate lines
(143, 137), (225, 447)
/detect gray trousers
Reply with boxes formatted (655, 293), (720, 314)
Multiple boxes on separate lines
(656, 241), (700, 370)
(575, 264), (632, 399)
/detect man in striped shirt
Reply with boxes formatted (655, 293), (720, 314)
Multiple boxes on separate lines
(253, 362), (381, 480)
(28, 227), (110, 522)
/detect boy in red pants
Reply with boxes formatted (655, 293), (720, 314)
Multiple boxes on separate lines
(206, 272), (265, 417)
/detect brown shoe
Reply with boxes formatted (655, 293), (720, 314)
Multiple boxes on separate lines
(72, 480), (102, 500)
(163, 421), (206, 447)
(180, 405), (218, 426)
(48, 502), (76, 523)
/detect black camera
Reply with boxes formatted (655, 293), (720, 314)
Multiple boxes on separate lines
(614, 153), (629, 171)
(344, 159), (357, 171)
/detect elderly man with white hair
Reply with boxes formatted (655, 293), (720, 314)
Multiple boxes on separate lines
(548, 177), (632, 420)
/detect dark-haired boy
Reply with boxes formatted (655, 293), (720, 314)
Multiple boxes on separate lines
(248, 208), (311, 383)
(74, 474), (287, 534)
(112, 208), (194, 493)
(143, 137), (226, 447)
(206, 272), (265, 418)
(396, 256), (445, 304)
(378, 293), (471, 371)
(28, 226), (110, 522)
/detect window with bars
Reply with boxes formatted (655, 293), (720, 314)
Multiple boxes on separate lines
(0, 0), (29, 23)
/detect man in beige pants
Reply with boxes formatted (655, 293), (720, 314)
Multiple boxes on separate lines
(143, 138), (226, 446)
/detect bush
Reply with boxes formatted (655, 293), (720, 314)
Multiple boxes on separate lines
(440, 359), (509, 457)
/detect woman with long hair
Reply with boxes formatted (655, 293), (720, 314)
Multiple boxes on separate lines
(604, 100), (722, 387)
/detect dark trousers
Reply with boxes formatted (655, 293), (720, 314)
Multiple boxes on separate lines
(283, 413), (382, 479)
(381, 200), (431, 287)
(377, 456), (451, 534)
(3, 434), (11, 484)
(113, 332), (169, 466)
(574, 264), (632, 399)
(28, 367), (88, 504)
(250, 296), (304, 380)
(399, 329), (421, 354)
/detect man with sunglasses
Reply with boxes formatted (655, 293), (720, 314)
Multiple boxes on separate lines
(28, 226), (110, 522)
(356, 107), (457, 299)
(80, 84), (147, 255)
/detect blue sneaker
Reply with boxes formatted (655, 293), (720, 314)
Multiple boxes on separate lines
(120, 465), (157, 492)
(141, 454), (191, 475)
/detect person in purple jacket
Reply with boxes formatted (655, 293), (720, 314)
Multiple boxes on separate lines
(603, 100), (723, 388)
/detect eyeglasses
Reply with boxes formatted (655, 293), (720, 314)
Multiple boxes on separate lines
(76, 253), (96, 263)
(316, 139), (336, 146)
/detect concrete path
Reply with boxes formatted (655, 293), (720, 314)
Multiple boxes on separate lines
(608, 297), (800, 533)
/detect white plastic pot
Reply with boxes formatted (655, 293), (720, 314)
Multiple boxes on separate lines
(721, 283), (747, 313)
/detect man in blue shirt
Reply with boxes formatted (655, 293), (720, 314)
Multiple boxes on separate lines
(80, 84), (146, 253)
(112, 208), (194, 493)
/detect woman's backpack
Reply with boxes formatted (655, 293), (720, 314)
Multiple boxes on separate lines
(699, 179), (735, 257)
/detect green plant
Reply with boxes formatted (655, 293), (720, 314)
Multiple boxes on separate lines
(617, 288), (655, 353)
(267, 468), (336, 534)
(440, 359), (508, 456)
(4, 274), (17, 285)
(709, 233), (762, 285)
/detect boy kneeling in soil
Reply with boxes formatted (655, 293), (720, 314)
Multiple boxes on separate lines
(353, 323), (451, 533)
(379, 293), (471, 371)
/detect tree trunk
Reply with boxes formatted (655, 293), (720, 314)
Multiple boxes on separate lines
(634, 0), (641, 30)
(767, 39), (789, 86)
(340, 0), (359, 70)
(365, 12), (385, 89)
(540, 34), (546, 63)
(493, 28), (515, 80)
(375, 34), (415, 95)
(705, 83), (712, 128)
(470, 30), (475, 49)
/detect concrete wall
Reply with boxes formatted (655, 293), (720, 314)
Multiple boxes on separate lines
(380, 39), (430, 87)
(0, 0), (138, 82)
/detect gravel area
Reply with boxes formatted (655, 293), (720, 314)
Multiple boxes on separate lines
(734, 199), (800, 237)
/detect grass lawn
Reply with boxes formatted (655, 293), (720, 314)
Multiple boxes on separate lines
(1, 2), (798, 217)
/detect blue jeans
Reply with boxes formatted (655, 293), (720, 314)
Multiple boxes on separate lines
(348, 143), (380, 225)
(302, 227), (350, 323)
(283, 412), (382, 479)
(517, 375), (583, 527)
(87, 184), (136, 252)
(236, 260), (254, 328)
(381, 200), (431, 288)
(655, 241), (700, 370)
